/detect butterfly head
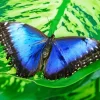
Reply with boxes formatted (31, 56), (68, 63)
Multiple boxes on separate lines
(50, 34), (55, 38)
(48, 34), (55, 43)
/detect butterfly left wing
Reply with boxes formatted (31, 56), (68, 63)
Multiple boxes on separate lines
(0, 22), (47, 77)
(44, 37), (100, 80)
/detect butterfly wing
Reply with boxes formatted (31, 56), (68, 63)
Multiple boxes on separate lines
(44, 37), (100, 79)
(0, 22), (47, 77)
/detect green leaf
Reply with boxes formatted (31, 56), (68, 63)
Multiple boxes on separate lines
(32, 60), (100, 88)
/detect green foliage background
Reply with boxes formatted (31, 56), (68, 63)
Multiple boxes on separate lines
(0, 0), (100, 100)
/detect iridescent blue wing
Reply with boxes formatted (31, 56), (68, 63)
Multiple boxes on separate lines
(44, 37), (100, 79)
(0, 22), (47, 77)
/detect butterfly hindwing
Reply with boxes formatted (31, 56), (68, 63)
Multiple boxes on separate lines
(0, 22), (47, 77)
(44, 37), (100, 79)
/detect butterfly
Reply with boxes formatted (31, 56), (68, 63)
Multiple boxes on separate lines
(0, 22), (100, 80)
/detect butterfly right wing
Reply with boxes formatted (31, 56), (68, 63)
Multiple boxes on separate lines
(0, 22), (47, 77)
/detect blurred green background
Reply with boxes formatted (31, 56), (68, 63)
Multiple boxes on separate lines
(0, 0), (100, 100)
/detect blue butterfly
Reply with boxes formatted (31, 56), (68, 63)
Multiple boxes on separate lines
(0, 22), (100, 80)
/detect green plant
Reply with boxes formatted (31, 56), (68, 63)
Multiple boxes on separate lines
(0, 0), (100, 99)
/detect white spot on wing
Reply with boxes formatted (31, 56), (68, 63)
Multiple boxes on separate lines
(77, 64), (79, 66)
(4, 22), (8, 26)
(8, 30), (12, 32)
(91, 48), (94, 51)
(83, 62), (86, 64)
(6, 27), (10, 30)
(89, 59), (92, 61)
(95, 55), (98, 58)
(4, 44), (6, 46)
(2, 39), (4, 41)
(86, 51), (88, 53)
(95, 46), (98, 49)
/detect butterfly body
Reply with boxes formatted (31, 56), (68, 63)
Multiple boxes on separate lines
(0, 22), (100, 80)
(42, 35), (54, 60)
